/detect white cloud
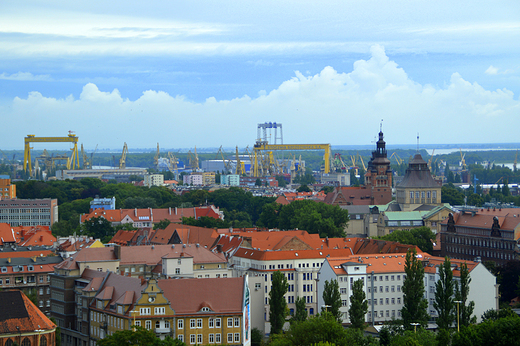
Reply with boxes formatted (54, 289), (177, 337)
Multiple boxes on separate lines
(485, 66), (499, 75)
(0, 72), (52, 81)
(2, 46), (519, 150)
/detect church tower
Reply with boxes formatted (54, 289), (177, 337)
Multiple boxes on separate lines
(365, 129), (393, 205)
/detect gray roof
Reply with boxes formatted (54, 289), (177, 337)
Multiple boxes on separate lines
(397, 154), (441, 188)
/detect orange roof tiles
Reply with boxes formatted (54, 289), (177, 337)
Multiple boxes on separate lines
(0, 290), (55, 334)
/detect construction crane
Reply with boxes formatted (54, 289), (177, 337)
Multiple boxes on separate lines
(235, 146), (246, 175)
(187, 147), (199, 171)
(390, 152), (403, 165)
(358, 153), (367, 171)
(514, 149), (518, 172)
(119, 142), (128, 169)
(167, 152), (179, 179)
(154, 143), (160, 167)
(459, 149), (467, 170)
(81, 144), (90, 169)
(427, 149), (435, 170)
(253, 142), (331, 176)
(24, 133), (79, 175)
(215, 146), (232, 174)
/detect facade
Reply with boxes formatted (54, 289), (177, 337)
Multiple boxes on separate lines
(239, 177), (278, 187)
(0, 176), (16, 199)
(340, 205), (379, 237)
(144, 174), (165, 187)
(395, 154), (442, 211)
(183, 174), (203, 186)
(0, 290), (56, 346)
(221, 174), (240, 186)
(0, 198), (58, 227)
(321, 173), (350, 186)
(318, 254), (497, 326)
(0, 252), (61, 315)
(440, 208), (520, 265)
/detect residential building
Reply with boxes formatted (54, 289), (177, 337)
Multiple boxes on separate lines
(144, 174), (165, 187)
(183, 174), (203, 186)
(440, 208), (520, 265)
(0, 198), (58, 227)
(221, 174), (240, 186)
(81, 205), (224, 228)
(0, 290), (56, 346)
(318, 253), (497, 326)
(55, 235), (104, 258)
(0, 252), (61, 315)
(239, 177), (278, 187)
(89, 196), (116, 211)
(0, 176), (16, 199)
(0, 224), (56, 247)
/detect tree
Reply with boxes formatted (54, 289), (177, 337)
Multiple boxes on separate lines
(401, 248), (429, 329)
(255, 178), (262, 186)
(97, 326), (185, 346)
(348, 279), (368, 330)
(434, 257), (455, 330)
(269, 271), (289, 334)
(81, 216), (115, 242)
(292, 296), (308, 323)
(454, 262), (476, 326)
(275, 175), (287, 188)
(153, 219), (171, 230)
(296, 184), (311, 192)
(322, 279), (342, 322)
(378, 227), (435, 253)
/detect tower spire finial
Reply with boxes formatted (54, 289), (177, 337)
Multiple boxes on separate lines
(380, 119), (383, 132)
(417, 133), (420, 153)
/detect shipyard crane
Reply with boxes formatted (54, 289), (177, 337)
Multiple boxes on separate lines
(23, 133), (80, 175)
(215, 146), (232, 174)
(235, 146), (246, 175)
(427, 149), (435, 170)
(167, 152), (179, 179)
(119, 142), (128, 169)
(459, 149), (467, 170)
(154, 143), (160, 167)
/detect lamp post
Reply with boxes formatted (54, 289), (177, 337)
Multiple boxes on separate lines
(410, 323), (420, 333)
(130, 310), (138, 330)
(35, 327), (44, 346)
(321, 305), (331, 313)
(454, 300), (462, 332)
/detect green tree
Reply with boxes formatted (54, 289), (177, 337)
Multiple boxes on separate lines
(292, 296), (308, 323)
(348, 279), (368, 330)
(81, 216), (115, 242)
(401, 248), (429, 329)
(255, 178), (262, 186)
(297, 184), (311, 192)
(378, 227), (435, 253)
(269, 271), (289, 334)
(97, 326), (185, 346)
(275, 175), (287, 188)
(434, 257), (455, 330)
(154, 219), (171, 230)
(322, 279), (342, 322)
(251, 327), (263, 346)
(454, 262), (476, 326)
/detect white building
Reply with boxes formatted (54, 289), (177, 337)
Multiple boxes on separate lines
(144, 173), (164, 187)
(318, 254), (497, 327)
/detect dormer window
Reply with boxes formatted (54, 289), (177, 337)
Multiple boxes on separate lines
(201, 307), (210, 312)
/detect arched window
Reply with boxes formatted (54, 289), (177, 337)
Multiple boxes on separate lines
(21, 337), (31, 346)
(5, 339), (14, 346)
(40, 335), (48, 346)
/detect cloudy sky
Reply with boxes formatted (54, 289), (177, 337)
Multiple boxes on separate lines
(1, 1), (519, 151)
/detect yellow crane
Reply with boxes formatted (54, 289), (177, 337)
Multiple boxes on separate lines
(24, 133), (79, 175)
(253, 142), (331, 176)
(390, 152), (403, 165)
(167, 152), (179, 178)
(215, 146), (232, 174)
(427, 149), (435, 170)
(119, 142), (128, 169)
(235, 146), (246, 175)
(459, 148), (467, 170)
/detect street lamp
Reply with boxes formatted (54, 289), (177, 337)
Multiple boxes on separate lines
(35, 325), (44, 346)
(454, 300), (462, 332)
(130, 310), (138, 330)
(321, 305), (331, 313)
(410, 323), (420, 333)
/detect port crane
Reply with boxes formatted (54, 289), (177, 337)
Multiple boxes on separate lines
(24, 133), (79, 175)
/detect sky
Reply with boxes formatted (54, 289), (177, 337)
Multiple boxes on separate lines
(1, 1), (520, 151)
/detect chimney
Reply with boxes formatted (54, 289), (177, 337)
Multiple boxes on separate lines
(114, 245), (121, 260)
(135, 208), (137, 216)
(175, 207), (177, 215)
(169, 207), (171, 215)
(7, 258), (11, 263)
(216, 244), (223, 253)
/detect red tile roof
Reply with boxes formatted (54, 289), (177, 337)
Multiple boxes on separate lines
(0, 290), (55, 334)
(158, 277), (244, 315)
(0, 223), (16, 244)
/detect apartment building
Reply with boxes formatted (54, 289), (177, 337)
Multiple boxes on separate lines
(318, 253), (497, 326)
(0, 176), (16, 199)
(0, 198), (58, 227)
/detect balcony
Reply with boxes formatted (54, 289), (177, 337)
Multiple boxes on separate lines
(155, 327), (171, 334)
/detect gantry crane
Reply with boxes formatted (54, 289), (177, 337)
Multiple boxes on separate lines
(24, 133), (79, 175)
(252, 142), (331, 176)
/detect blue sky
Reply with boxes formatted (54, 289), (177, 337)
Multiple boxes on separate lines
(1, 1), (519, 150)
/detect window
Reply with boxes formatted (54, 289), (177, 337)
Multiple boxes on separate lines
(178, 335), (184, 342)
(216, 333), (221, 344)
(156, 321), (161, 329)
(175, 268), (181, 274)
(190, 334), (196, 344)
(209, 333), (215, 343)
(197, 334), (203, 344)
(340, 288), (347, 294)
(234, 333), (240, 342)
(234, 317), (240, 327)
(227, 333), (233, 343)
(145, 320), (152, 330)
(135, 321), (141, 327)
(178, 319), (184, 329)
(342, 300), (347, 306)
(197, 319), (202, 328)
(190, 319), (196, 329)
(209, 318), (214, 328)
(155, 307), (165, 315)
(140, 308), (151, 315)
(215, 318), (221, 327)
(227, 318), (233, 327)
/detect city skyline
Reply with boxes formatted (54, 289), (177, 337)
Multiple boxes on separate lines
(1, 1), (519, 150)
